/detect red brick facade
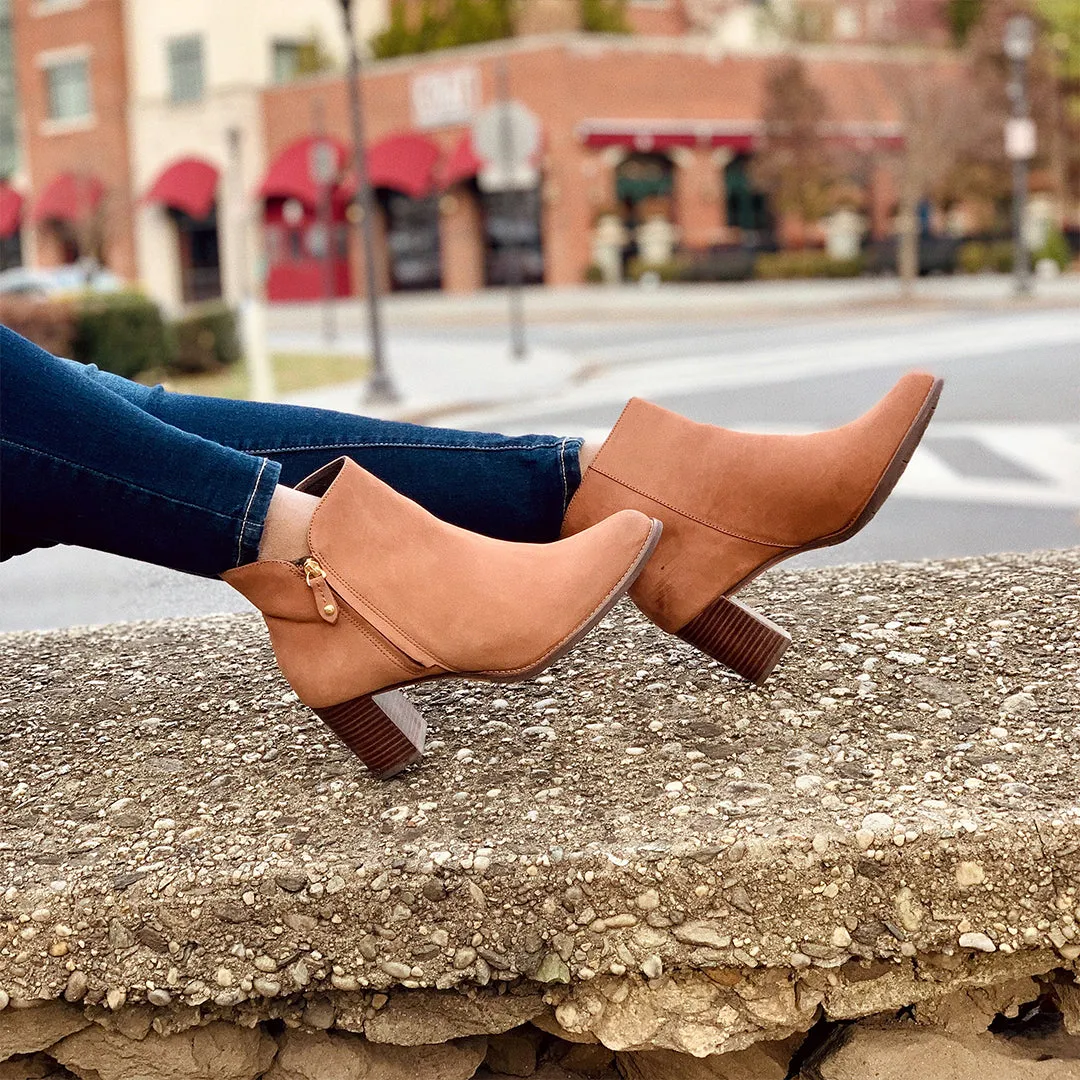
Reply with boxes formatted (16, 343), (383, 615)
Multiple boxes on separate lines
(13, 0), (136, 278)
(261, 38), (917, 293)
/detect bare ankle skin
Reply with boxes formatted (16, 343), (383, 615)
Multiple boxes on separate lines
(257, 485), (319, 563)
(579, 437), (606, 473)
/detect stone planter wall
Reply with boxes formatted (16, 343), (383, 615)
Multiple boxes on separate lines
(1, 550), (1077, 1079)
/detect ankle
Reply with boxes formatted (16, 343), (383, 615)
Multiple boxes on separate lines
(579, 436), (606, 474)
(257, 486), (319, 563)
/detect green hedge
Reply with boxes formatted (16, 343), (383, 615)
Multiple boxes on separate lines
(955, 239), (1050, 274)
(957, 241), (1015, 274)
(1034, 225), (1072, 270)
(755, 251), (864, 280)
(170, 301), (241, 374)
(71, 293), (172, 379)
(3, 293), (242, 379)
(626, 257), (686, 283)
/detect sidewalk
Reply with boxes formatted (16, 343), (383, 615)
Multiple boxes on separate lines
(279, 336), (577, 422)
(268, 273), (1080, 334)
(273, 273), (1080, 421)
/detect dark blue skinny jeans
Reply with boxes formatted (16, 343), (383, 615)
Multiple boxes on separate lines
(0, 326), (583, 578)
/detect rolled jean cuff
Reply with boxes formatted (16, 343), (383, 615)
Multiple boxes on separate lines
(232, 455), (282, 569)
(559, 437), (584, 515)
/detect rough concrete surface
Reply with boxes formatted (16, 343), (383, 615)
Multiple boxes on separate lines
(0, 550), (1077, 1063)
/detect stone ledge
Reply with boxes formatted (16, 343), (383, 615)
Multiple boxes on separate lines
(0, 549), (1077, 1077)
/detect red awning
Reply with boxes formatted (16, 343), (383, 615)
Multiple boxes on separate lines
(439, 133), (484, 189)
(0, 183), (22, 237)
(578, 120), (903, 155)
(32, 173), (105, 223)
(259, 135), (348, 206)
(579, 123), (757, 154)
(144, 157), (219, 219)
(342, 133), (442, 200)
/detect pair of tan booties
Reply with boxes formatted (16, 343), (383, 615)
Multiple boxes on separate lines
(225, 373), (943, 778)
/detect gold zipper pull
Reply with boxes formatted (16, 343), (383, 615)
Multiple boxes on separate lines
(303, 558), (339, 624)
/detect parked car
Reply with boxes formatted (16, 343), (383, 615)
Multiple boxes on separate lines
(0, 263), (122, 297)
(863, 235), (962, 276)
(680, 244), (763, 283)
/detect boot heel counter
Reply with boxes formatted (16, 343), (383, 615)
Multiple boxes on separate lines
(262, 607), (430, 710)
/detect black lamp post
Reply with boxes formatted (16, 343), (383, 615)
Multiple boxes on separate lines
(337, 0), (399, 404)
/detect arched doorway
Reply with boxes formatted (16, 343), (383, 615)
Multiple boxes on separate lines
(615, 152), (675, 271)
(259, 136), (351, 303)
(144, 157), (222, 304)
(169, 206), (221, 303)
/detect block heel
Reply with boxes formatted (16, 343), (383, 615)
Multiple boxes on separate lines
(677, 595), (791, 685)
(314, 689), (426, 779)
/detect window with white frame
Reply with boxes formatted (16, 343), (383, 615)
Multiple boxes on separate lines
(44, 55), (91, 121)
(167, 34), (203, 104)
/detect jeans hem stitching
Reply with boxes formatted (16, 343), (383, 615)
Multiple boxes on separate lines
(237, 458), (270, 567)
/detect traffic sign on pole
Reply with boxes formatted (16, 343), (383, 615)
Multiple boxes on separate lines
(471, 100), (541, 185)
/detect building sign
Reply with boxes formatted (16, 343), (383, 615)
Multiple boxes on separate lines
(411, 67), (480, 130)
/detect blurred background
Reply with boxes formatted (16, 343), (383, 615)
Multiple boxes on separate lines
(0, 0), (1077, 630)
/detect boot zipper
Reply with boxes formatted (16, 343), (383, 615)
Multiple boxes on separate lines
(303, 558), (339, 624)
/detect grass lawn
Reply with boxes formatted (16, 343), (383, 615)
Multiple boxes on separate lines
(138, 352), (370, 399)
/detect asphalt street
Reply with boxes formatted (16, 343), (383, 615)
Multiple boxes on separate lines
(2, 294), (1077, 631)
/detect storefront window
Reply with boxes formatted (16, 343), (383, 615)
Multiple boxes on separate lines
(481, 186), (544, 287)
(382, 192), (441, 291)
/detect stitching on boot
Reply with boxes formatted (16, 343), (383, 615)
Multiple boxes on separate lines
(588, 466), (800, 550)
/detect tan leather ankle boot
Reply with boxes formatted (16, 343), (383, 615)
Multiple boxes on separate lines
(224, 457), (661, 778)
(562, 373), (943, 684)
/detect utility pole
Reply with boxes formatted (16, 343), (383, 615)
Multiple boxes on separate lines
(337, 0), (399, 404)
(1004, 14), (1036, 299)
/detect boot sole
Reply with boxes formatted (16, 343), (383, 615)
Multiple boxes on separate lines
(678, 377), (944, 684)
(316, 518), (664, 778)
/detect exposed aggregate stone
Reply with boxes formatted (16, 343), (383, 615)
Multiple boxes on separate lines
(0, 550), (1076, 1050)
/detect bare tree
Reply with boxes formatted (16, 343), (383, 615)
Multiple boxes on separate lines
(878, 60), (995, 290)
(750, 54), (838, 245)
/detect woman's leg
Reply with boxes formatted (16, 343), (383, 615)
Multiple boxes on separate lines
(67, 362), (583, 544)
(1, 326), (660, 779)
(0, 327), (280, 576)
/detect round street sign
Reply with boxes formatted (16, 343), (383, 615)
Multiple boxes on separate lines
(471, 101), (541, 171)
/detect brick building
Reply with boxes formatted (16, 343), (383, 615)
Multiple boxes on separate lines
(6, 0), (965, 305)
(258, 34), (913, 298)
(12, 0), (136, 278)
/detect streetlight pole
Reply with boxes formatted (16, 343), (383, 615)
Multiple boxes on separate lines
(337, 0), (399, 404)
(1004, 14), (1035, 299)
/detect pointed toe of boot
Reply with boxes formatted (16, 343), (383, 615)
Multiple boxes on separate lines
(563, 373), (944, 684)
